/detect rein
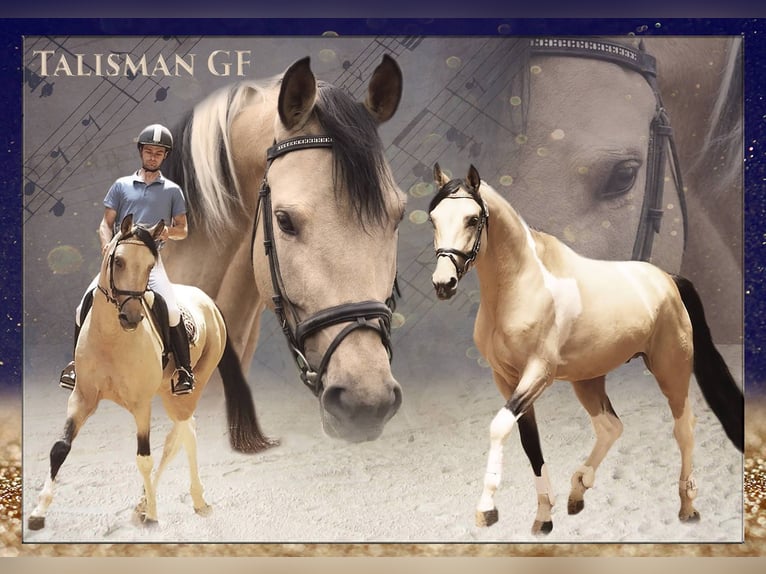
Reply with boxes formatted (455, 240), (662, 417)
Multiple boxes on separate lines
(528, 38), (688, 262)
(98, 226), (156, 312)
(252, 135), (397, 397)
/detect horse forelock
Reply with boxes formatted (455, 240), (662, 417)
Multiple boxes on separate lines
(429, 179), (477, 213)
(314, 82), (394, 226)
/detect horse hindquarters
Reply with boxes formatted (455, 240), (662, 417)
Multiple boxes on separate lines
(671, 274), (744, 452)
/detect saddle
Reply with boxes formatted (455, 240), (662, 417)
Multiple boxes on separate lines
(80, 288), (197, 369)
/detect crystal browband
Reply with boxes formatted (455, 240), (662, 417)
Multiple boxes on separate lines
(528, 37), (657, 77)
(267, 136), (334, 160)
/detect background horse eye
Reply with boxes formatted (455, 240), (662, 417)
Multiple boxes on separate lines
(600, 160), (640, 199)
(275, 211), (297, 235)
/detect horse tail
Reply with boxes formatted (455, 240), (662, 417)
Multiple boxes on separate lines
(217, 332), (279, 453)
(166, 81), (264, 239)
(672, 274), (743, 452)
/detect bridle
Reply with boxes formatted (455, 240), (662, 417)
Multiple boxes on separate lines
(431, 179), (489, 280)
(528, 37), (688, 262)
(252, 135), (396, 397)
(98, 225), (156, 313)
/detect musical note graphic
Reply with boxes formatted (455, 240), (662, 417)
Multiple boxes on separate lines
(446, 126), (469, 150)
(341, 60), (364, 82)
(40, 81), (54, 98)
(24, 67), (43, 91)
(154, 86), (169, 102)
(465, 77), (486, 94)
(49, 199), (65, 217)
(49, 146), (69, 163)
(81, 115), (101, 130)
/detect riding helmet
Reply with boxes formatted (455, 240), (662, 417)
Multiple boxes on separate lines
(137, 124), (173, 152)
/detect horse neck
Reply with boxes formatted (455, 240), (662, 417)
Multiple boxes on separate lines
(88, 282), (123, 337)
(474, 185), (537, 297)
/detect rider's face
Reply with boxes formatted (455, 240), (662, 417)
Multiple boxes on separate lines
(140, 144), (168, 172)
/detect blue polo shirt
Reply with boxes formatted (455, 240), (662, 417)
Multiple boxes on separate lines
(104, 170), (186, 233)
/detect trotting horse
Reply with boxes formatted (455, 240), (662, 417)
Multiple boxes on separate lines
(27, 215), (275, 530)
(162, 55), (406, 442)
(428, 163), (743, 534)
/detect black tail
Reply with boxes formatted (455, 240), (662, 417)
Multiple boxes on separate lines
(217, 334), (279, 453)
(673, 275), (743, 452)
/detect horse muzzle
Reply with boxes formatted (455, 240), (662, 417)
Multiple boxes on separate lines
(432, 258), (459, 300)
(118, 298), (145, 331)
(319, 375), (403, 442)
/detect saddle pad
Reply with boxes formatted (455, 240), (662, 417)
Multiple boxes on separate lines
(180, 305), (198, 345)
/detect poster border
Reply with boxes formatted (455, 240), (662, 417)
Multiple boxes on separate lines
(2, 14), (764, 565)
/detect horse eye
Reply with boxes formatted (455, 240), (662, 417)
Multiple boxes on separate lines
(275, 211), (297, 235)
(467, 216), (480, 227)
(114, 257), (124, 268)
(601, 160), (640, 199)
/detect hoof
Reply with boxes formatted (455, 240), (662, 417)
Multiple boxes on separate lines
(680, 510), (701, 523)
(195, 504), (213, 517)
(28, 515), (45, 530)
(532, 520), (553, 535)
(140, 516), (159, 527)
(133, 508), (158, 526)
(476, 508), (498, 527)
(568, 498), (585, 515)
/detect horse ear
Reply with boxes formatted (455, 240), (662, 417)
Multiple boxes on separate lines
(120, 214), (134, 235)
(467, 164), (481, 192)
(278, 56), (317, 130)
(364, 54), (403, 124)
(151, 219), (166, 241)
(433, 162), (450, 187)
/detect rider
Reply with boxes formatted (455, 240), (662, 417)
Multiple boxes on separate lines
(59, 123), (196, 396)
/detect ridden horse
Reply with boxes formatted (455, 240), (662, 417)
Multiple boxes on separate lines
(428, 163), (743, 534)
(162, 55), (406, 442)
(27, 215), (274, 530)
(476, 36), (742, 342)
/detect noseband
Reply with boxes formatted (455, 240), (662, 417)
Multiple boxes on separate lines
(98, 225), (157, 313)
(431, 180), (489, 279)
(253, 135), (396, 397)
(528, 38), (687, 262)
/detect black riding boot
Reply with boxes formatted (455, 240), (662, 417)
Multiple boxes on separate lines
(169, 322), (195, 395)
(59, 323), (80, 390)
(60, 289), (94, 391)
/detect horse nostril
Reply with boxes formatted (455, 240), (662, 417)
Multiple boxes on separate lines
(447, 277), (458, 290)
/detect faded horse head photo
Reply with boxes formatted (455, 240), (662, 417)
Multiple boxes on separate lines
(22, 34), (743, 543)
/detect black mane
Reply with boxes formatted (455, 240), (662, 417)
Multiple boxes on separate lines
(315, 81), (393, 225)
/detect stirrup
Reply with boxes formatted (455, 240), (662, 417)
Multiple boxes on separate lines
(171, 367), (195, 396)
(59, 361), (76, 391)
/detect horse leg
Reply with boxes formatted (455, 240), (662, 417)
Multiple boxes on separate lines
(647, 347), (699, 522)
(568, 376), (623, 515)
(657, 376), (698, 521)
(178, 417), (212, 516)
(132, 407), (158, 525)
(28, 389), (98, 530)
(152, 422), (182, 496)
(517, 406), (555, 535)
(476, 359), (553, 527)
